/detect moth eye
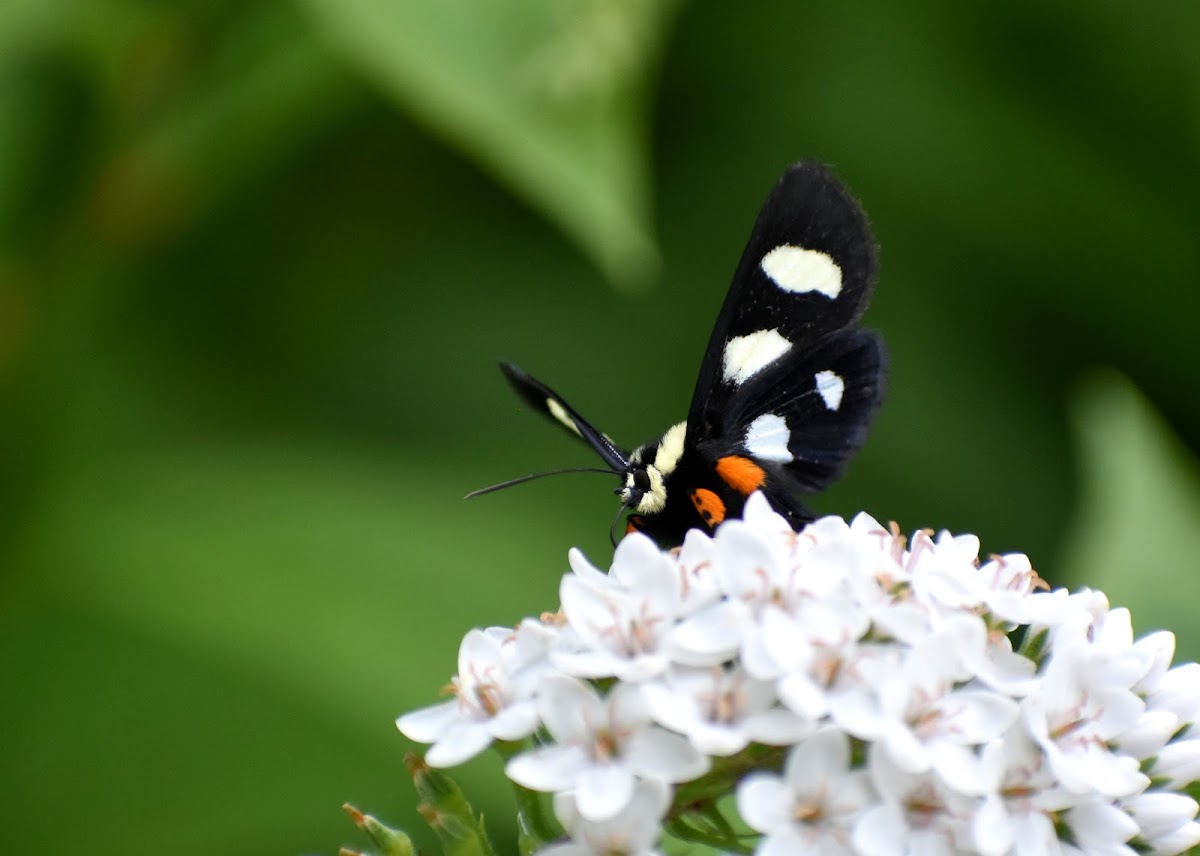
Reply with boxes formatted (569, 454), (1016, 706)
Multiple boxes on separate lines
(633, 468), (651, 492)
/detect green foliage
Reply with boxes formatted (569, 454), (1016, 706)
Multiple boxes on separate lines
(0, 1), (1197, 854)
(300, 0), (674, 288)
(1060, 372), (1200, 651)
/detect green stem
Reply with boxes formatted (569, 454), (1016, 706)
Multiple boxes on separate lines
(665, 814), (754, 854)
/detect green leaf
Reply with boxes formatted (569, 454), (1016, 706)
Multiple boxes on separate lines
(408, 758), (496, 856)
(344, 804), (417, 856)
(1059, 371), (1200, 659)
(298, 0), (677, 288)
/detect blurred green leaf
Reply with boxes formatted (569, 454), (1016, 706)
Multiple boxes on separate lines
(3, 436), (569, 854)
(298, 0), (676, 288)
(86, 3), (362, 249)
(1059, 372), (1200, 658)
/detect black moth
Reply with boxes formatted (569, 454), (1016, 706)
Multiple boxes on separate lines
(485, 162), (885, 547)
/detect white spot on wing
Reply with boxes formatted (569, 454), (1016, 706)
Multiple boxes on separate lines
(744, 414), (793, 463)
(722, 329), (792, 386)
(815, 370), (845, 411)
(761, 245), (842, 298)
(653, 421), (687, 476)
(546, 398), (582, 437)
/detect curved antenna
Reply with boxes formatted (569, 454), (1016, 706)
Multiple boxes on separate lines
(465, 467), (615, 499)
(608, 503), (629, 547)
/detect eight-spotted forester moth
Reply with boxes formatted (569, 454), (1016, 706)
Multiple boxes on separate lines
(481, 162), (886, 547)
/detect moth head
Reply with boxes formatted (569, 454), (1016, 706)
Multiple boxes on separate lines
(618, 463), (666, 514)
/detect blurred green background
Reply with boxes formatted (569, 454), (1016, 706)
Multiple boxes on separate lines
(2, 0), (1198, 853)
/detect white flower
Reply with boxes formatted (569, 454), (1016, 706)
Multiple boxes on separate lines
(855, 746), (977, 856)
(1149, 734), (1200, 790)
(506, 675), (708, 822)
(1142, 820), (1200, 856)
(1122, 791), (1200, 847)
(833, 615), (1019, 795)
(971, 729), (1081, 856)
(974, 551), (1046, 626)
(1023, 636), (1148, 798)
(737, 726), (875, 855)
(396, 492), (1200, 856)
(538, 779), (670, 856)
(643, 664), (809, 756)
(552, 535), (683, 682)
(672, 528), (725, 615)
(1061, 799), (1139, 854)
(396, 625), (543, 766)
(1146, 661), (1200, 724)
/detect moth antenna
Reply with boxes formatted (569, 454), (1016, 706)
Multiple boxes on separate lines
(608, 503), (628, 548)
(465, 467), (615, 499)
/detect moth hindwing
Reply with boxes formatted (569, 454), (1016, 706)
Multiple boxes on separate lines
(492, 161), (886, 547)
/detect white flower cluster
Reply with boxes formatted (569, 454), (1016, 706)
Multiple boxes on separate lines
(397, 494), (1200, 855)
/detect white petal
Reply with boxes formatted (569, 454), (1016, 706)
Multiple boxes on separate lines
(1011, 811), (1061, 856)
(971, 646), (1040, 696)
(1116, 709), (1179, 759)
(737, 773), (793, 833)
(758, 605), (812, 673)
(625, 727), (709, 782)
(830, 770), (877, 818)
(674, 530), (722, 613)
(1151, 663), (1200, 721)
(396, 700), (460, 743)
(970, 795), (1014, 856)
(567, 546), (609, 587)
(759, 830), (814, 856)
(909, 828), (957, 856)
(713, 521), (783, 598)
(685, 721), (749, 756)
(610, 532), (678, 597)
(1152, 738), (1200, 788)
(1146, 820), (1200, 855)
(559, 777), (671, 849)
(574, 762), (636, 822)
(853, 803), (909, 856)
(939, 688), (1020, 744)
(488, 700), (540, 741)
(1092, 687), (1148, 740)
(550, 648), (629, 680)
(506, 744), (589, 792)
(829, 683), (887, 740)
(1131, 630), (1176, 692)
(743, 708), (815, 746)
(1065, 799), (1139, 849)
(458, 627), (504, 674)
(641, 678), (695, 735)
(777, 673), (831, 720)
(1044, 738), (1148, 797)
(510, 618), (557, 668)
(929, 740), (988, 796)
(786, 726), (849, 796)
(426, 722), (494, 767)
(559, 575), (622, 650)
(538, 675), (602, 743)
(1123, 791), (1199, 839)
(607, 681), (654, 729)
(669, 600), (746, 665)
(881, 722), (930, 775)
(612, 652), (672, 683)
